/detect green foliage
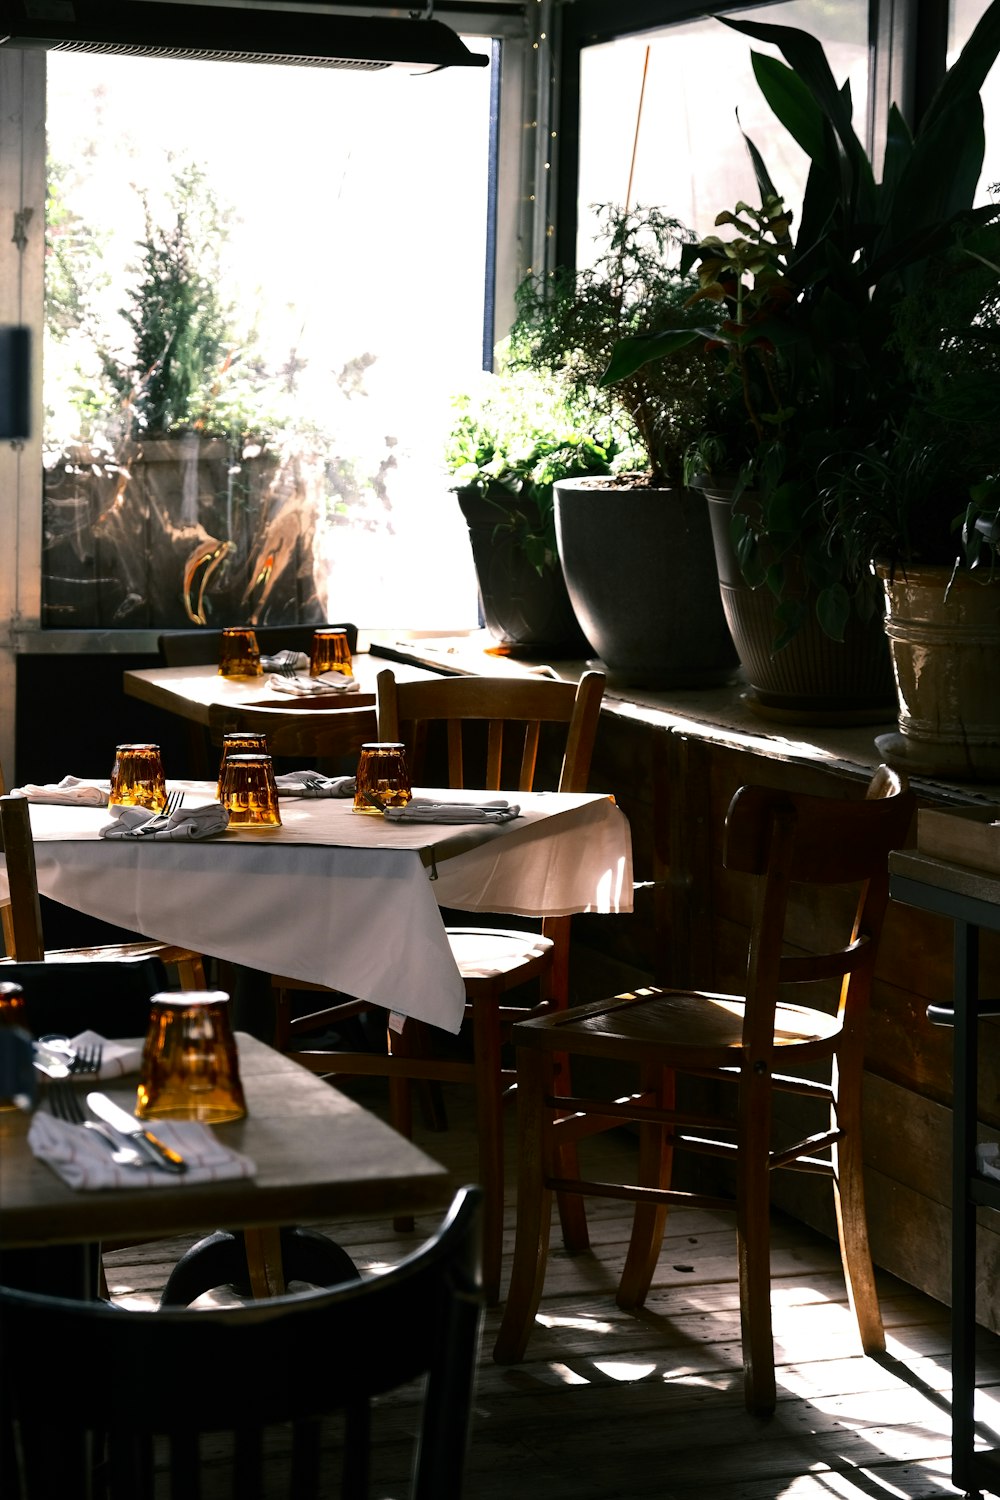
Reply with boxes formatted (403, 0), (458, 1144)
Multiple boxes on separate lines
(45, 161), (110, 345)
(507, 205), (717, 486)
(444, 362), (634, 572)
(603, 1), (1000, 642)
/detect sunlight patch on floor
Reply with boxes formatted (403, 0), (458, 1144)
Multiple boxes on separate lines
(535, 1312), (615, 1334)
(547, 1363), (590, 1386)
(591, 1359), (658, 1381)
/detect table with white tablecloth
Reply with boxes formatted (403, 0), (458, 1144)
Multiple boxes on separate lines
(19, 785), (634, 1033)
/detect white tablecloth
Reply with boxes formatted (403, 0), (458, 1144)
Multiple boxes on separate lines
(14, 784), (633, 1034)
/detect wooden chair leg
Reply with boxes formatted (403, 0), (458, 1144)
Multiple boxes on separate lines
(832, 1051), (885, 1354)
(736, 1127), (777, 1416)
(493, 1045), (555, 1364)
(617, 1064), (674, 1308)
(472, 992), (505, 1306)
(555, 1137), (590, 1255)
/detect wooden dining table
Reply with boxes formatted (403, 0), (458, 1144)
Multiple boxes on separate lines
(0, 1032), (453, 1300)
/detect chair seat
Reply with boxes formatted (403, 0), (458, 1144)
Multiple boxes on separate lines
(447, 926), (553, 981)
(513, 987), (842, 1064)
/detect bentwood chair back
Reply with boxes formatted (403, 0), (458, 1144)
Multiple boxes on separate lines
(0, 793), (205, 987)
(271, 667), (606, 1305)
(493, 766), (916, 1414)
(0, 1186), (484, 1500)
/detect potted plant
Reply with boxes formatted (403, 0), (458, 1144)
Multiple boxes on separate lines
(603, 4), (1000, 721)
(444, 361), (626, 655)
(507, 204), (738, 688)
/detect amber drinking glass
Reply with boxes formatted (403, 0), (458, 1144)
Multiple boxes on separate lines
(309, 629), (352, 678)
(109, 743), (168, 811)
(219, 752), (282, 828)
(218, 626), (262, 678)
(353, 742), (412, 814)
(217, 731), (269, 799)
(137, 990), (247, 1123)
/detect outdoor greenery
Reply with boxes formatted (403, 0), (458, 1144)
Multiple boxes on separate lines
(603, 4), (1000, 646)
(444, 360), (633, 573)
(507, 204), (718, 488)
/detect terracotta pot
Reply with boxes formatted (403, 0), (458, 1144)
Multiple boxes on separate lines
(704, 488), (896, 724)
(876, 562), (1000, 779)
(553, 478), (738, 687)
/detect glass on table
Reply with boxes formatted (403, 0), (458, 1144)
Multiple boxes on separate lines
(217, 730), (269, 799)
(218, 626), (262, 678)
(137, 990), (247, 1124)
(219, 752), (282, 828)
(309, 628), (352, 678)
(109, 743), (168, 811)
(354, 741), (412, 815)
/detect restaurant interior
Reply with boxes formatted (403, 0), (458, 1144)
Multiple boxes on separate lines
(3, 0), (1000, 1496)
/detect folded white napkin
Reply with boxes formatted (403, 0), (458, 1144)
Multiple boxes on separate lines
(259, 649), (309, 672)
(274, 770), (356, 798)
(100, 803), (230, 840)
(34, 1029), (142, 1081)
(28, 1110), (256, 1191)
(267, 672), (360, 697)
(382, 798), (521, 824)
(10, 775), (108, 807)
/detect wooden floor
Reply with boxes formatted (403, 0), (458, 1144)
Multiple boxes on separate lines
(103, 1077), (1000, 1500)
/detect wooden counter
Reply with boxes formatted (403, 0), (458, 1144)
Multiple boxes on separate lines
(371, 631), (1000, 1331)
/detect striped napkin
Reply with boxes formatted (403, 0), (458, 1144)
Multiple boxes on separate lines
(28, 1111), (257, 1191)
(100, 804), (230, 840)
(383, 799), (520, 824)
(10, 776), (108, 806)
(34, 1030), (142, 1081)
(267, 673), (360, 697)
(274, 771), (356, 798)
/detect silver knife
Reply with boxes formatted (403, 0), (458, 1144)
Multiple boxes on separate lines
(86, 1093), (188, 1174)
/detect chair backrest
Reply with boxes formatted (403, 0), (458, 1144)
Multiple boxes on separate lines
(158, 622), (360, 667)
(0, 795), (45, 962)
(722, 767), (916, 1054)
(207, 701), (378, 761)
(376, 669), (605, 794)
(0, 1185), (484, 1500)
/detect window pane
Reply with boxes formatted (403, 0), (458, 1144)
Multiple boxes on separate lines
(43, 50), (491, 631)
(577, 1), (868, 259)
(950, 1), (1000, 202)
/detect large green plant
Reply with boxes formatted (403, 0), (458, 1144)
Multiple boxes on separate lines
(507, 204), (717, 487)
(604, 3), (1000, 646)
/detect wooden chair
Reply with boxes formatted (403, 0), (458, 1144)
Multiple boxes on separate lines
(272, 667), (606, 1305)
(493, 766), (916, 1414)
(0, 793), (205, 987)
(207, 699), (377, 765)
(158, 621), (359, 666)
(0, 1185), (484, 1500)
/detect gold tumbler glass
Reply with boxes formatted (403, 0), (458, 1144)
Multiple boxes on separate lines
(219, 752), (282, 829)
(309, 629), (352, 678)
(109, 743), (168, 812)
(354, 742), (412, 814)
(137, 990), (247, 1124)
(217, 731), (269, 799)
(218, 626), (262, 678)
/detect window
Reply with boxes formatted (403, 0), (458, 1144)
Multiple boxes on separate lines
(42, 43), (500, 632)
(950, 0), (1000, 201)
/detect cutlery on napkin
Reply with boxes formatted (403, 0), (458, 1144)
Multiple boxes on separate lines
(274, 770), (356, 798)
(100, 803), (230, 840)
(267, 672), (360, 697)
(34, 1030), (142, 1080)
(28, 1110), (256, 1190)
(9, 775), (108, 806)
(382, 799), (521, 824)
(259, 649), (309, 672)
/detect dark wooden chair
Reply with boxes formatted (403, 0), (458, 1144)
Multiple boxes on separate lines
(0, 1185), (484, 1500)
(493, 766), (916, 1415)
(157, 621), (359, 667)
(0, 792), (205, 988)
(271, 666), (606, 1305)
(206, 699), (377, 766)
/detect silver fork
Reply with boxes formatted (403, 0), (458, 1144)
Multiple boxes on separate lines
(275, 661), (299, 679)
(47, 1080), (144, 1167)
(301, 774), (327, 791)
(69, 1040), (104, 1076)
(133, 788), (185, 835)
(164, 788), (185, 817)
